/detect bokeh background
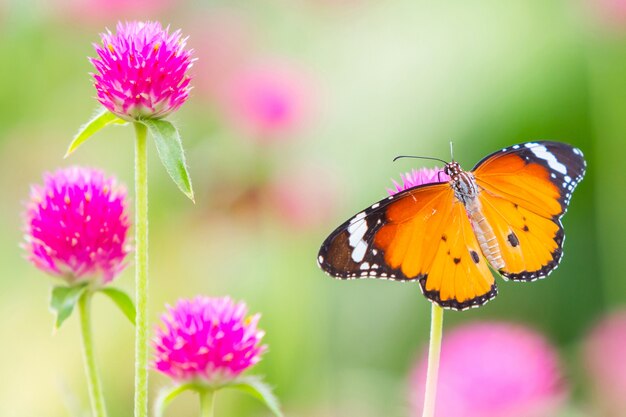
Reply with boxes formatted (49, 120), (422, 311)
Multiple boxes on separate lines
(2, 0), (626, 416)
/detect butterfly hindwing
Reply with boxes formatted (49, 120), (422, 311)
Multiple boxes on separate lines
(413, 197), (497, 309)
(472, 141), (586, 280)
(318, 183), (497, 310)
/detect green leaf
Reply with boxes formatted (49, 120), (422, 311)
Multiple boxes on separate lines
(154, 384), (197, 417)
(99, 287), (136, 325)
(228, 376), (284, 417)
(65, 108), (126, 157)
(50, 284), (88, 329)
(141, 118), (195, 201)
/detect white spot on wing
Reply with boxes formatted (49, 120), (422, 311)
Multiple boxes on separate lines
(352, 241), (367, 262)
(360, 262), (370, 270)
(527, 144), (567, 175)
(348, 220), (367, 248)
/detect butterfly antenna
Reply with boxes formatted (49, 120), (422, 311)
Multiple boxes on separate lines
(449, 141), (455, 161)
(392, 155), (448, 164)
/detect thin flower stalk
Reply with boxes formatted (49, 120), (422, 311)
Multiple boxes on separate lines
(134, 122), (149, 417)
(200, 391), (216, 417)
(421, 304), (443, 417)
(79, 290), (108, 417)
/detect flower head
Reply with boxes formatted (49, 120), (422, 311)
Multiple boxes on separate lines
(409, 322), (567, 417)
(219, 60), (316, 141)
(90, 21), (193, 121)
(388, 167), (449, 196)
(583, 310), (626, 415)
(23, 166), (130, 284)
(152, 296), (266, 383)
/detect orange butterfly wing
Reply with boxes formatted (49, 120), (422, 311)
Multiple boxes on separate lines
(318, 183), (496, 310)
(472, 141), (586, 280)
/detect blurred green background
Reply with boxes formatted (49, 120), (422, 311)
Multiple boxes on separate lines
(1, 0), (624, 416)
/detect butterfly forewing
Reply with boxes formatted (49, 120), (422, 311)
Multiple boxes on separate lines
(472, 141), (586, 280)
(317, 184), (449, 281)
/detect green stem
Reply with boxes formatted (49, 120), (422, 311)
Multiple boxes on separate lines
(200, 390), (216, 417)
(134, 122), (149, 417)
(78, 290), (108, 417)
(421, 303), (444, 417)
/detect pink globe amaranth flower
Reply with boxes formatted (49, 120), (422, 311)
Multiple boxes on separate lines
(583, 310), (626, 415)
(388, 167), (450, 196)
(152, 296), (267, 383)
(90, 21), (194, 121)
(409, 322), (567, 417)
(219, 60), (316, 141)
(23, 166), (130, 284)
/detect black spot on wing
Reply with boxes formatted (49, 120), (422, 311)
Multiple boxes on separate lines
(507, 232), (519, 247)
(470, 250), (480, 264)
(453, 257), (461, 265)
(499, 227), (565, 281)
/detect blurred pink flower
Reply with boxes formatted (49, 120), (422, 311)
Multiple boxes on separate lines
(90, 21), (194, 121)
(59, 0), (173, 23)
(388, 167), (449, 196)
(188, 10), (256, 99)
(409, 322), (567, 417)
(152, 296), (266, 383)
(583, 310), (626, 415)
(23, 166), (130, 284)
(219, 61), (316, 141)
(269, 166), (339, 230)
(587, 0), (626, 28)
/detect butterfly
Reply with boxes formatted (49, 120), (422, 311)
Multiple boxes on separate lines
(317, 141), (586, 310)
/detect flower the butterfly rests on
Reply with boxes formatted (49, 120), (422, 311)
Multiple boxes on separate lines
(317, 141), (586, 310)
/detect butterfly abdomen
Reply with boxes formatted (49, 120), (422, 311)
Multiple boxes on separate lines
(449, 168), (506, 270)
(466, 198), (505, 270)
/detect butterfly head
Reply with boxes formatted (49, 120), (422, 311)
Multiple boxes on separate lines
(443, 161), (463, 181)
(444, 161), (479, 204)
